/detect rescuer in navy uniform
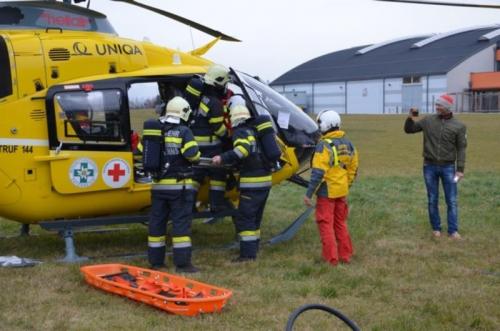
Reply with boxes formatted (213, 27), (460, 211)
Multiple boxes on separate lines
(186, 64), (230, 213)
(212, 104), (272, 262)
(142, 96), (201, 273)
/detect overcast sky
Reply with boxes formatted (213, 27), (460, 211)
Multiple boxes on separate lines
(82, 0), (500, 82)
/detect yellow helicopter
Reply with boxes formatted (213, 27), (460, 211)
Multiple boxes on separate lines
(3, 0), (492, 261)
(0, 0), (319, 260)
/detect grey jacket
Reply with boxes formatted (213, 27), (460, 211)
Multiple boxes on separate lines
(404, 114), (467, 172)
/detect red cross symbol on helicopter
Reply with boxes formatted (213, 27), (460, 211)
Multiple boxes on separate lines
(102, 159), (131, 188)
(107, 163), (126, 182)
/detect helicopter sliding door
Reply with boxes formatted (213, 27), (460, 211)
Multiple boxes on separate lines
(45, 83), (133, 194)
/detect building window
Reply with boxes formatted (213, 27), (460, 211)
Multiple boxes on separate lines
(403, 76), (421, 84)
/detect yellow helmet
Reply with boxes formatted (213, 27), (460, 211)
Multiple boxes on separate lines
(230, 104), (251, 127)
(165, 96), (191, 123)
(204, 64), (230, 88)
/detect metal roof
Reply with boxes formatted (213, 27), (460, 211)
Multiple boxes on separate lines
(271, 26), (500, 86)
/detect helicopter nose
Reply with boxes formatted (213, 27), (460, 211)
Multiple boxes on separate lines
(288, 129), (320, 169)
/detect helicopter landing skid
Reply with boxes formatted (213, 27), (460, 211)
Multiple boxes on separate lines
(197, 208), (237, 225)
(38, 206), (310, 263)
(59, 229), (88, 263)
(40, 214), (150, 263)
(20, 224), (30, 236)
(267, 207), (314, 245)
(39, 210), (238, 263)
(0, 224), (34, 239)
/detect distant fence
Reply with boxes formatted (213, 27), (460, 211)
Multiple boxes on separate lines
(448, 92), (500, 113)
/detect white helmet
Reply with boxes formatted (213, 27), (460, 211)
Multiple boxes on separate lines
(316, 109), (341, 133)
(204, 64), (230, 88)
(165, 96), (191, 123)
(230, 104), (251, 127)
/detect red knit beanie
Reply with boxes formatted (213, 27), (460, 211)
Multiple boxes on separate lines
(436, 94), (454, 110)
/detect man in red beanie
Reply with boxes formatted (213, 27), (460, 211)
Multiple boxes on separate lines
(404, 94), (467, 240)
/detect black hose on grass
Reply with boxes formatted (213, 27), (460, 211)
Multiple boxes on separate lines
(285, 304), (360, 331)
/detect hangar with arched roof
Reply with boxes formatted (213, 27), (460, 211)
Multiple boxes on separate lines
(271, 25), (500, 114)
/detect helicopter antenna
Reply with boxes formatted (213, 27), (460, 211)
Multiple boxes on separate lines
(110, 0), (241, 42)
(375, 0), (500, 9)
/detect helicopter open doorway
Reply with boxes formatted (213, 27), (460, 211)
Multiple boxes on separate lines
(46, 72), (318, 192)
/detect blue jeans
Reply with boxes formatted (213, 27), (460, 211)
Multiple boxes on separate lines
(423, 164), (458, 234)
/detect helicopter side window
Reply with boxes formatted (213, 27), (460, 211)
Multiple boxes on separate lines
(0, 36), (12, 99)
(54, 90), (124, 145)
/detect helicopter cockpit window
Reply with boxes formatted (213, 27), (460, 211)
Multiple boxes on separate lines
(237, 72), (318, 147)
(0, 4), (116, 33)
(54, 90), (124, 145)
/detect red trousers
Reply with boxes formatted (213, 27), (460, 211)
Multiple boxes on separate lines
(315, 196), (353, 265)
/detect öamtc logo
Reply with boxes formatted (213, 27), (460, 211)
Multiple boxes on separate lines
(69, 158), (98, 188)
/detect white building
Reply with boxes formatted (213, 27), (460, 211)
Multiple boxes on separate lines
(271, 25), (500, 114)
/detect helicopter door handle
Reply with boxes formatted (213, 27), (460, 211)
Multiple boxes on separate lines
(34, 154), (71, 162)
(45, 27), (63, 34)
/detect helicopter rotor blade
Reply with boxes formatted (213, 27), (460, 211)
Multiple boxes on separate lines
(375, 0), (500, 9)
(110, 0), (241, 42)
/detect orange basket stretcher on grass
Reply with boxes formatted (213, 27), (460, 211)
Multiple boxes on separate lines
(80, 264), (233, 316)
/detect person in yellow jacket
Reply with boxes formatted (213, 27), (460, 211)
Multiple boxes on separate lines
(304, 110), (358, 265)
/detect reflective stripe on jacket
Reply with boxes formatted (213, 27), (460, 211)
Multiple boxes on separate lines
(152, 178), (196, 191)
(151, 123), (199, 190)
(220, 123), (271, 189)
(190, 89), (227, 154)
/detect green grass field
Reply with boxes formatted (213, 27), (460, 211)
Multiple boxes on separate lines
(1, 114), (499, 330)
